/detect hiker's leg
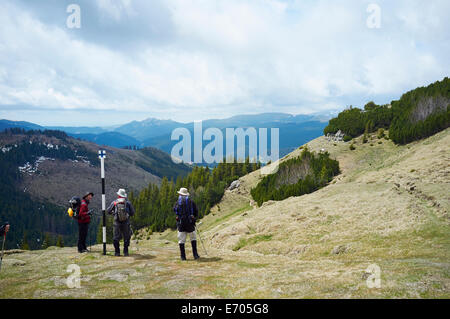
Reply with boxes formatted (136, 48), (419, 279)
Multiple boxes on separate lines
(190, 232), (199, 259)
(78, 223), (88, 252)
(77, 223), (84, 252)
(178, 231), (187, 260)
(123, 223), (131, 256)
(82, 224), (89, 250)
(177, 231), (187, 244)
(113, 223), (122, 256)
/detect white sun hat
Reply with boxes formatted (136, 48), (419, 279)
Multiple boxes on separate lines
(177, 187), (189, 196)
(117, 188), (127, 198)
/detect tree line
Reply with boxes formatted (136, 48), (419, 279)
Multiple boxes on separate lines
(324, 77), (450, 144)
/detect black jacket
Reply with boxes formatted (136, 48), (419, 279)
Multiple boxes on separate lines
(174, 196), (198, 233)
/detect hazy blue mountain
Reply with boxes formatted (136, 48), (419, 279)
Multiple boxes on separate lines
(113, 118), (182, 141)
(111, 113), (328, 143)
(0, 119), (44, 131)
(201, 113), (317, 128)
(47, 126), (109, 135)
(2, 112), (331, 158)
(143, 119), (328, 160)
(68, 131), (142, 148)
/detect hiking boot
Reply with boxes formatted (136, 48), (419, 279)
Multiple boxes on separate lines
(191, 240), (200, 260)
(114, 242), (120, 257)
(179, 243), (186, 260)
(123, 246), (129, 257)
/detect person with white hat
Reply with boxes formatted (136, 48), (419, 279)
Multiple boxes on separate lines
(173, 187), (200, 260)
(107, 188), (135, 256)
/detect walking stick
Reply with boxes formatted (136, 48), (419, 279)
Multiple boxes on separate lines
(0, 233), (7, 272)
(195, 222), (208, 256)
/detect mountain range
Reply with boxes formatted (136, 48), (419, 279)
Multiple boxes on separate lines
(0, 112), (330, 158)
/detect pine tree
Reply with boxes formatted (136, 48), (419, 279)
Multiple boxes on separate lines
(56, 235), (64, 248)
(42, 233), (51, 249)
(21, 232), (30, 250)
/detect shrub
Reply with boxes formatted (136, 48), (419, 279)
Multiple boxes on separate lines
(250, 148), (340, 206)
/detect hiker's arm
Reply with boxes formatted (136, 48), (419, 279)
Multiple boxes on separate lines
(106, 202), (115, 215)
(173, 203), (179, 221)
(192, 202), (199, 219)
(128, 202), (135, 217)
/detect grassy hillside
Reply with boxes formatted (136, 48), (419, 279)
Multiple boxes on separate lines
(1, 127), (448, 298)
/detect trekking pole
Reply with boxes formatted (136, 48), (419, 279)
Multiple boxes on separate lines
(195, 222), (208, 256)
(0, 233), (7, 272)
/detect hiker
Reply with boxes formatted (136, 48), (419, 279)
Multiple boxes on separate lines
(0, 221), (9, 272)
(77, 192), (93, 253)
(173, 187), (199, 260)
(0, 222), (10, 237)
(107, 188), (135, 256)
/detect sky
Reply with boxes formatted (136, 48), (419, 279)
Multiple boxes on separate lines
(0, 0), (449, 126)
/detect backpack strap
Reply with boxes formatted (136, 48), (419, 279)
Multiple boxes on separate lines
(186, 196), (193, 216)
(177, 196), (183, 215)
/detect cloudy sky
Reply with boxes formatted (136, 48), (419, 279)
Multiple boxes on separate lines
(0, 0), (449, 126)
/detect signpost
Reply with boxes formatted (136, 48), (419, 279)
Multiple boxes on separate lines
(98, 150), (106, 255)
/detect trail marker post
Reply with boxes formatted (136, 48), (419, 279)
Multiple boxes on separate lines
(99, 150), (106, 255)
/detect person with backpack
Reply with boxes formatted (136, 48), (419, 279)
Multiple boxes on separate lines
(173, 187), (199, 260)
(107, 188), (135, 256)
(77, 192), (93, 253)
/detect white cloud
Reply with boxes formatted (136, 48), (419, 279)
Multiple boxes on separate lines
(0, 0), (449, 125)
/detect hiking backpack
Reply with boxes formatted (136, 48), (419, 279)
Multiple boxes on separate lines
(68, 197), (81, 219)
(115, 199), (129, 222)
(177, 196), (193, 224)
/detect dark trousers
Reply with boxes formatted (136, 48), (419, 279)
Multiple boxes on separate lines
(77, 223), (89, 252)
(113, 222), (131, 246)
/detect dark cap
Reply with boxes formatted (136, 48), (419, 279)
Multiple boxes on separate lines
(83, 192), (94, 199)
